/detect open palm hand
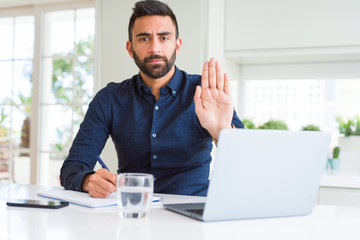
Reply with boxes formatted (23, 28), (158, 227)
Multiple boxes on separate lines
(194, 58), (234, 140)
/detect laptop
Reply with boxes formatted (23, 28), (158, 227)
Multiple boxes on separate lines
(164, 129), (331, 222)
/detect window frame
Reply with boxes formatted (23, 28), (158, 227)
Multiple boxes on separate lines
(236, 62), (360, 118)
(237, 62), (360, 152)
(0, 0), (96, 185)
(0, 7), (35, 180)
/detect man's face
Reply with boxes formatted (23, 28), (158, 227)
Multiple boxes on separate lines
(132, 44), (176, 80)
(127, 15), (181, 79)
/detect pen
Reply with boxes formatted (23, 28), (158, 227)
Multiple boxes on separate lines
(96, 155), (110, 171)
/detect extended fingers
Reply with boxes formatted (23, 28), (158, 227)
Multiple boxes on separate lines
(208, 58), (217, 88)
(201, 61), (209, 89)
(224, 73), (232, 96)
(202, 58), (230, 94)
(216, 61), (224, 91)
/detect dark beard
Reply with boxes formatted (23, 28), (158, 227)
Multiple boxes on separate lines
(132, 48), (176, 79)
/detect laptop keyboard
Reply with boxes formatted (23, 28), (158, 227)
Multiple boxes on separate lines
(185, 208), (204, 215)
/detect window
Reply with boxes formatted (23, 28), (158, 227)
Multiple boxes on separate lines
(244, 78), (360, 129)
(39, 8), (95, 186)
(0, 2), (95, 185)
(0, 15), (34, 182)
(240, 63), (360, 148)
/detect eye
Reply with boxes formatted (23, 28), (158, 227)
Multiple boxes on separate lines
(161, 36), (169, 41)
(140, 37), (149, 42)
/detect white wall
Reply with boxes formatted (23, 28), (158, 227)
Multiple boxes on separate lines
(225, 0), (360, 51)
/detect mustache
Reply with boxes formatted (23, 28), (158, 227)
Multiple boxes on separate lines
(144, 55), (167, 63)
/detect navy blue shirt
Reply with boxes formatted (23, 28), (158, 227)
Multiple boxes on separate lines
(60, 66), (243, 196)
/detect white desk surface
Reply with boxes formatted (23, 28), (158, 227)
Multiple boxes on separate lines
(1, 183), (360, 240)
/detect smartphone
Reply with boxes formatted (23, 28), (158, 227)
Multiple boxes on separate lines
(6, 199), (69, 209)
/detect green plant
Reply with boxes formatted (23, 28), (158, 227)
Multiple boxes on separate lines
(258, 119), (288, 130)
(333, 146), (340, 159)
(242, 119), (256, 129)
(5, 93), (32, 150)
(301, 124), (320, 131)
(0, 109), (7, 125)
(0, 109), (9, 138)
(336, 116), (360, 137)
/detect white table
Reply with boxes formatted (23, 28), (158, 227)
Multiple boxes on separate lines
(1, 183), (360, 240)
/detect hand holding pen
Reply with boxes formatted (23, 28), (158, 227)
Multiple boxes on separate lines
(81, 155), (117, 198)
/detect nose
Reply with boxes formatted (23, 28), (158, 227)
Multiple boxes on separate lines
(148, 38), (161, 54)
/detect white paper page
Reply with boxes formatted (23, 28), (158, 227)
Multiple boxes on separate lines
(38, 189), (160, 208)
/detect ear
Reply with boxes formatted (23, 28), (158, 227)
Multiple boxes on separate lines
(126, 41), (134, 58)
(175, 38), (182, 56)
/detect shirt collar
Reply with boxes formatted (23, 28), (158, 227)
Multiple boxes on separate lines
(135, 66), (182, 97)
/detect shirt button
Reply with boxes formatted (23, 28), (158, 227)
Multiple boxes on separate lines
(153, 155), (157, 160)
(172, 90), (176, 95)
(152, 133), (157, 138)
(155, 106), (159, 111)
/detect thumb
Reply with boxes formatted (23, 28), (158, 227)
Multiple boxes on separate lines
(194, 85), (202, 112)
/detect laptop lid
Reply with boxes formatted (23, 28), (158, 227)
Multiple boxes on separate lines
(200, 129), (331, 221)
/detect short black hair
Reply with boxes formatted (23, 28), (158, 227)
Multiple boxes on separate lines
(128, 0), (179, 42)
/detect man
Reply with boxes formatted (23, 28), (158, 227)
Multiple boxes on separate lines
(60, 0), (243, 197)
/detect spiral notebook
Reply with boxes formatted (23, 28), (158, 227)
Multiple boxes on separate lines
(38, 188), (160, 208)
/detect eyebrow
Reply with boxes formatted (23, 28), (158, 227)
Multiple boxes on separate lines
(135, 32), (173, 38)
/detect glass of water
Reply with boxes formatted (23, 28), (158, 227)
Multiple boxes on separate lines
(117, 173), (154, 218)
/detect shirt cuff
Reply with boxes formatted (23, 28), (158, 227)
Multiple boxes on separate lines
(70, 171), (95, 192)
